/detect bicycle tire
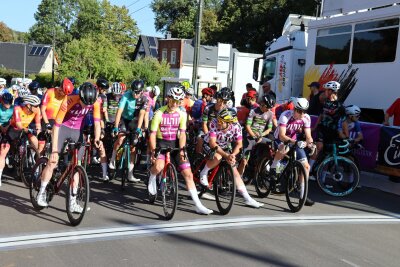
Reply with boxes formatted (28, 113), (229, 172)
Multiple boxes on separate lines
(242, 167), (253, 185)
(29, 157), (48, 211)
(82, 146), (90, 170)
(285, 160), (308, 212)
(316, 156), (360, 197)
(120, 148), (129, 191)
(162, 162), (179, 220)
(191, 153), (207, 196)
(20, 145), (38, 188)
(214, 162), (236, 215)
(66, 165), (90, 226)
(254, 157), (272, 198)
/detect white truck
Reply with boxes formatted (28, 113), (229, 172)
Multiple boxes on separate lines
(253, 0), (400, 123)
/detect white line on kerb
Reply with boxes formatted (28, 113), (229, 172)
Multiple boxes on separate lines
(0, 214), (399, 251)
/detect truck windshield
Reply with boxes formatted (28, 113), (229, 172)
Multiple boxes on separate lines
(261, 57), (276, 83)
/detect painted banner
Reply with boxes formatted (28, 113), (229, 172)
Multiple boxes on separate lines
(376, 126), (400, 176)
(353, 122), (380, 170)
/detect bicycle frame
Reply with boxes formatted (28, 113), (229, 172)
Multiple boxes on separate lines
(53, 142), (81, 194)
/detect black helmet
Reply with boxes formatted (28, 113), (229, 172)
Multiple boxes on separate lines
(28, 81), (40, 91)
(79, 82), (98, 105)
(131, 79), (144, 93)
(216, 88), (231, 101)
(261, 94), (276, 108)
(96, 78), (109, 89)
(2, 92), (13, 104)
(68, 77), (76, 86)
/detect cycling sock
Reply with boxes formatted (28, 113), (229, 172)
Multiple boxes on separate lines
(101, 163), (107, 176)
(70, 186), (78, 196)
(129, 162), (134, 173)
(110, 150), (116, 162)
(39, 181), (49, 195)
(200, 165), (211, 177)
(148, 173), (157, 195)
(309, 159), (315, 171)
(238, 185), (251, 201)
(0, 169), (3, 179)
(189, 189), (203, 207)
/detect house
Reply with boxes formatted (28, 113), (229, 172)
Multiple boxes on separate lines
(132, 35), (160, 60)
(0, 42), (57, 74)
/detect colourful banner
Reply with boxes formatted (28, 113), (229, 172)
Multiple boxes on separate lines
(354, 122), (380, 170)
(377, 126), (400, 176)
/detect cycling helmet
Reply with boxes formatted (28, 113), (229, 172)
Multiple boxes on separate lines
(28, 81), (40, 91)
(23, 95), (41, 106)
(120, 82), (127, 92)
(226, 99), (234, 108)
(323, 81), (340, 92)
(216, 88), (231, 101)
(131, 79), (144, 93)
(61, 78), (74, 95)
(186, 87), (195, 95)
(11, 84), (20, 91)
(345, 104), (361, 116)
(261, 94), (276, 108)
(68, 77), (76, 86)
(153, 86), (160, 97)
(18, 87), (30, 97)
(201, 87), (214, 96)
(146, 86), (152, 92)
(111, 82), (122, 94)
(96, 78), (109, 89)
(0, 78), (6, 85)
(2, 92), (13, 104)
(292, 97), (309, 111)
(167, 86), (185, 100)
(217, 108), (238, 123)
(79, 82), (98, 105)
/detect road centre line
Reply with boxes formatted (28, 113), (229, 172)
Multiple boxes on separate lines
(1, 214), (399, 250)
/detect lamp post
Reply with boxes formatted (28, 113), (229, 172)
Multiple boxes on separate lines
(51, 28), (56, 85)
(192, 0), (203, 96)
(23, 43), (26, 80)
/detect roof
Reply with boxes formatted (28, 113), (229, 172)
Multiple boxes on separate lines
(0, 42), (52, 74)
(132, 35), (160, 60)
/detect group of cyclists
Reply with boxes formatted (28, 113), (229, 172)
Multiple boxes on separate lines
(0, 76), (363, 217)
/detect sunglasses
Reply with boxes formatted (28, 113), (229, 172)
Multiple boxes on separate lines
(217, 98), (228, 103)
(295, 108), (305, 114)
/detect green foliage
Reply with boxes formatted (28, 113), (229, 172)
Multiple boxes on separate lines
(0, 22), (14, 42)
(32, 73), (57, 88)
(0, 68), (23, 84)
(130, 58), (174, 86)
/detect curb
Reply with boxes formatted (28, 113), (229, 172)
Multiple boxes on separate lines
(360, 171), (400, 196)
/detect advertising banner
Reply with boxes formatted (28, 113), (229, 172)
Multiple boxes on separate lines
(354, 122), (380, 170)
(377, 126), (400, 176)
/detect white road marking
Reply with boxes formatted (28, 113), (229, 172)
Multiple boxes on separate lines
(0, 214), (399, 251)
(341, 259), (360, 267)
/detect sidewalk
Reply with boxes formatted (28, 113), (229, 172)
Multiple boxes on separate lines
(360, 171), (400, 196)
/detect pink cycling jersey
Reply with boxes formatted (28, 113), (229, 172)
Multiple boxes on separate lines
(274, 110), (311, 140)
(204, 118), (243, 149)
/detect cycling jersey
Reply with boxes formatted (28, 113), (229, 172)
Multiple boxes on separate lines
(204, 118), (243, 149)
(14, 97), (23, 106)
(99, 93), (107, 110)
(338, 118), (362, 139)
(246, 107), (273, 135)
(0, 103), (14, 127)
(55, 95), (101, 129)
(150, 105), (186, 141)
(274, 110), (311, 140)
(41, 88), (65, 120)
(133, 94), (149, 118)
(10, 105), (41, 129)
(202, 104), (223, 126)
(106, 93), (122, 123)
(319, 100), (344, 130)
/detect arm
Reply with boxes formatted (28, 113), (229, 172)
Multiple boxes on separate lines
(231, 140), (243, 156)
(384, 113), (391, 126)
(41, 105), (50, 124)
(338, 120), (349, 139)
(137, 109), (146, 129)
(209, 137), (229, 159)
(245, 124), (257, 138)
(304, 127), (313, 145)
(261, 125), (272, 137)
(278, 126), (295, 144)
(114, 108), (123, 129)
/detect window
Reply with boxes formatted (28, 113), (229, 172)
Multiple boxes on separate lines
(315, 25), (352, 65)
(34, 47), (43, 55)
(150, 48), (158, 58)
(147, 36), (157, 47)
(39, 47), (48, 56)
(352, 18), (399, 63)
(261, 57), (276, 82)
(162, 48), (167, 61)
(171, 49), (176, 64)
(29, 46), (37, 55)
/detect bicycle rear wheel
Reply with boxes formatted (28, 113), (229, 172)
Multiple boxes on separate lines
(316, 156), (360, 197)
(255, 157), (272, 198)
(82, 146), (90, 170)
(29, 157), (48, 211)
(120, 149), (129, 191)
(285, 161), (308, 212)
(20, 145), (38, 187)
(214, 162), (236, 215)
(66, 165), (90, 226)
(162, 163), (179, 220)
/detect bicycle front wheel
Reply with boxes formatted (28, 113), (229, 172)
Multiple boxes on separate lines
(66, 165), (90, 226)
(317, 156), (360, 197)
(254, 157), (272, 198)
(285, 161), (308, 212)
(214, 162), (236, 215)
(162, 163), (179, 220)
(29, 157), (48, 211)
(20, 145), (38, 187)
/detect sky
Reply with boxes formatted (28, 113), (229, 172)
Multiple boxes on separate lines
(0, 0), (161, 37)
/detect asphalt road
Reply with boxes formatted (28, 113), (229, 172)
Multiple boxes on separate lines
(0, 166), (399, 267)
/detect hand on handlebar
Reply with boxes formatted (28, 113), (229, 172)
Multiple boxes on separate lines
(112, 127), (119, 137)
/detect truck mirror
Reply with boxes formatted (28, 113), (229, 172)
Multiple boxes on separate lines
(253, 58), (261, 81)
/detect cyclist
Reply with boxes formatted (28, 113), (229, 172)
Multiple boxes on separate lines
(148, 86), (213, 215)
(36, 83), (105, 210)
(338, 105), (363, 143)
(199, 108), (264, 208)
(9, 85), (19, 100)
(270, 97), (314, 205)
(238, 94), (275, 176)
(0, 95), (41, 186)
(15, 87), (30, 106)
(106, 82), (123, 124)
(96, 78), (109, 125)
(38, 78), (74, 155)
(182, 87), (195, 114)
(28, 81), (42, 100)
(109, 80), (147, 182)
(0, 93), (14, 174)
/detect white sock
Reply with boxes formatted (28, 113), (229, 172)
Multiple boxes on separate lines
(39, 181), (49, 195)
(200, 165), (211, 177)
(129, 162), (134, 172)
(148, 173), (157, 195)
(0, 169), (3, 179)
(300, 182), (305, 199)
(309, 159), (315, 171)
(238, 185), (251, 202)
(101, 163), (108, 176)
(189, 189), (203, 207)
(110, 150), (116, 162)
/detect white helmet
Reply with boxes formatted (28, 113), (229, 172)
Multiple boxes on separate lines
(292, 97), (309, 111)
(145, 86), (152, 92)
(11, 84), (20, 91)
(226, 99), (234, 108)
(23, 95), (41, 106)
(323, 81), (340, 92)
(167, 86), (185, 100)
(153, 86), (160, 97)
(186, 87), (195, 95)
(345, 105), (361, 116)
(18, 87), (30, 97)
(111, 82), (122, 94)
(0, 78), (6, 86)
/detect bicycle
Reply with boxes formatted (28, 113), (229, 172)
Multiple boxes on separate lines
(29, 139), (90, 226)
(148, 147), (180, 220)
(315, 139), (360, 197)
(255, 141), (309, 212)
(191, 147), (236, 215)
(82, 126), (94, 170)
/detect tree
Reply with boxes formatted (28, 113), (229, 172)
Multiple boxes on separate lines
(0, 22), (14, 42)
(130, 57), (173, 86)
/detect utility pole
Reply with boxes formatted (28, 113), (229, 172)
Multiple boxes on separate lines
(23, 43), (26, 80)
(52, 27), (55, 85)
(192, 0), (203, 96)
